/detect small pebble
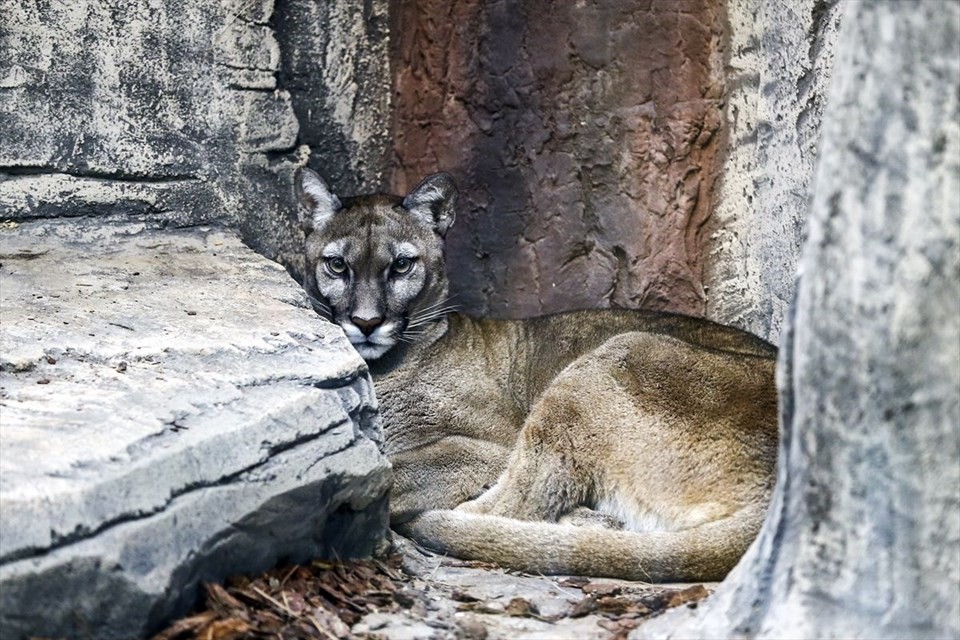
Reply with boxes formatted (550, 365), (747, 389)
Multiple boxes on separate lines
(185, 310), (197, 316)
(37, 378), (50, 385)
(116, 362), (128, 373)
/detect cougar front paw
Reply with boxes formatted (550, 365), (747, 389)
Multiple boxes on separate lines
(454, 495), (495, 514)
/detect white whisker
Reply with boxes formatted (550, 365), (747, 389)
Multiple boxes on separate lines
(417, 293), (459, 309)
(407, 308), (459, 329)
(408, 302), (460, 324)
(410, 305), (456, 322)
(303, 291), (332, 317)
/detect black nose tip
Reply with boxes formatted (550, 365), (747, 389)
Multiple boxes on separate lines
(351, 316), (384, 336)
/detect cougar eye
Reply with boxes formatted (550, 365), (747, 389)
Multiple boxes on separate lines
(324, 256), (347, 277)
(393, 256), (414, 275)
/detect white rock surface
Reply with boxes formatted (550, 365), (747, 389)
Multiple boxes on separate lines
(0, 218), (391, 638)
(704, 0), (843, 343)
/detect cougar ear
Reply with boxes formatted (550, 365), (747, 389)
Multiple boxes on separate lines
(295, 167), (342, 234)
(402, 172), (457, 238)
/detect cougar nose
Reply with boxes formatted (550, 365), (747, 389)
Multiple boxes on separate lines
(351, 315), (384, 336)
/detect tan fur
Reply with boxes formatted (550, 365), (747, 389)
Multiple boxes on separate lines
(295, 169), (778, 582)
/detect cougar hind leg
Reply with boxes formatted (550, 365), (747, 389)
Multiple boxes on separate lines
(454, 439), (585, 520)
(456, 334), (673, 529)
(456, 378), (598, 521)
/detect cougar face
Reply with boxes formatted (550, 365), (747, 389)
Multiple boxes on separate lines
(295, 168), (457, 361)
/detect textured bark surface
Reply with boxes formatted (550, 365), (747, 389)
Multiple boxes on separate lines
(638, 2), (960, 638)
(389, 0), (726, 319)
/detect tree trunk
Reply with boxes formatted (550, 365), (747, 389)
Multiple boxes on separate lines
(638, 2), (960, 638)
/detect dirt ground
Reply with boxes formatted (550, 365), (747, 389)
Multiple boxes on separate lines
(154, 535), (713, 640)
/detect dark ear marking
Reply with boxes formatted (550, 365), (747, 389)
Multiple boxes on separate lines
(402, 172), (458, 238)
(294, 167), (342, 233)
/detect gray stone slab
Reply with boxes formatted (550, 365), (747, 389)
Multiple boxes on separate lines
(0, 218), (391, 638)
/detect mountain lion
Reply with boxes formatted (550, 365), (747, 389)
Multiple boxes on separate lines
(295, 168), (778, 582)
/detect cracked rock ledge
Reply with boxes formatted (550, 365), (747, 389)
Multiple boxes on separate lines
(0, 218), (392, 639)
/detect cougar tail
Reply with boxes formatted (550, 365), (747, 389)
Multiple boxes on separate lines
(395, 506), (765, 582)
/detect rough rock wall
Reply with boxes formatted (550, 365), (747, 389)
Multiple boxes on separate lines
(274, 0), (391, 197)
(704, 0), (842, 342)
(2, 0), (840, 342)
(0, 0), (391, 281)
(388, 0), (727, 319)
(2, 0), (838, 342)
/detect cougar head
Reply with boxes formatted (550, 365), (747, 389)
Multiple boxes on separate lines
(294, 167), (457, 361)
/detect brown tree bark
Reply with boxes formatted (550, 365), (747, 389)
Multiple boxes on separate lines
(639, 1), (960, 638)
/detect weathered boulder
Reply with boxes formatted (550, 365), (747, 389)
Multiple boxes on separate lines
(0, 2), (395, 637)
(0, 219), (391, 638)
